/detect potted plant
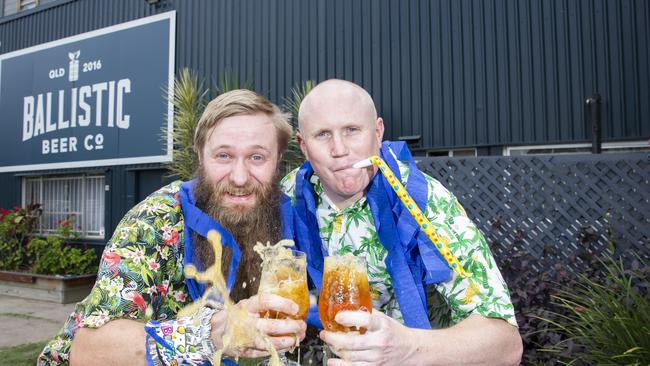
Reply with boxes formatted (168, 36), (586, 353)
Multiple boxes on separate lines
(0, 204), (98, 303)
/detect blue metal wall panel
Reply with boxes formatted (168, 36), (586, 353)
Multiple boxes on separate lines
(0, 0), (648, 243)
(1, 0), (649, 150)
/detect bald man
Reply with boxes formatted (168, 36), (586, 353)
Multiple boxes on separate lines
(281, 79), (522, 365)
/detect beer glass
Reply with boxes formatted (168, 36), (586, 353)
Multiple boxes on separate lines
(318, 254), (372, 333)
(257, 249), (309, 366)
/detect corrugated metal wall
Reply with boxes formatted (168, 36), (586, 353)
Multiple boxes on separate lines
(1, 0), (648, 150)
(1, 0), (648, 242)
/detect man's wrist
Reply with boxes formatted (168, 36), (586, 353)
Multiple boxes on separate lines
(394, 322), (428, 365)
(209, 304), (228, 351)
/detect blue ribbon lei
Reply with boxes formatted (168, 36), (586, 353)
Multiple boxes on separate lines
(179, 179), (242, 300)
(288, 141), (451, 330)
(179, 179), (295, 300)
(177, 179), (294, 366)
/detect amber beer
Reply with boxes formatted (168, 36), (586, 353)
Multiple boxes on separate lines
(256, 247), (308, 366)
(318, 254), (372, 332)
(258, 249), (309, 320)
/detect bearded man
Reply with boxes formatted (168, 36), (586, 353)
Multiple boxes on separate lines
(38, 90), (307, 366)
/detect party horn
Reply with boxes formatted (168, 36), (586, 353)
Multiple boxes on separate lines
(353, 156), (470, 278)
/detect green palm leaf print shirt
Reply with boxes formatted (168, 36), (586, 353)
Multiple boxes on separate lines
(281, 159), (517, 329)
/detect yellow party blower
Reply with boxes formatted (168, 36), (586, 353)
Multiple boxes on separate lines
(353, 156), (471, 278)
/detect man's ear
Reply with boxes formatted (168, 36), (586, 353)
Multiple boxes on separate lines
(375, 117), (385, 144)
(296, 132), (309, 160)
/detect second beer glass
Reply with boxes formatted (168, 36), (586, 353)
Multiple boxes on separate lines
(258, 249), (309, 320)
(257, 248), (309, 366)
(318, 254), (372, 332)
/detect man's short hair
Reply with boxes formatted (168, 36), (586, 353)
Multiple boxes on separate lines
(193, 89), (292, 156)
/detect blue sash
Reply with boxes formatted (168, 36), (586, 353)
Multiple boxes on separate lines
(178, 180), (294, 366)
(179, 179), (295, 300)
(179, 180), (242, 301)
(288, 141), (451, 329)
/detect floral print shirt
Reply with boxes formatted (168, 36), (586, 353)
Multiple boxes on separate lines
(38, 181), (192, 365)
(281, 159), (517, 328)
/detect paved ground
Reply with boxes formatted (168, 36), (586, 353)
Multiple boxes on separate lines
(0, 295), (76, 348)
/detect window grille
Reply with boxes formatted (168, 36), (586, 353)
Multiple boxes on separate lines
(23, 174), (105, 239)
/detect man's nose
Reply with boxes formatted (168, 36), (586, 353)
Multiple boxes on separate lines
(229, 159), (249, 186)
(330, 134), (349, 157)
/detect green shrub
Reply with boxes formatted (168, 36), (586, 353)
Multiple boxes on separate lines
(0, 204), (40, 271)
(490, 216), (650, 365)
(25, 215), (97, 275)
(27, 236), (97, 276)
(0, 207), (97, 276)
(539, 254), (649, 365)
(0, 238), (23, 270)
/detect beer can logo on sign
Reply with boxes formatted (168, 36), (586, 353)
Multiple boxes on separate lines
(68, 50), (80, 82)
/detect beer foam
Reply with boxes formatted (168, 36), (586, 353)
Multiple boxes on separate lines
(180, 230), (286, 366)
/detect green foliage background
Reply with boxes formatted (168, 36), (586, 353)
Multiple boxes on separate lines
(0, 207), (97, 275)
(539, 254), (649, 365)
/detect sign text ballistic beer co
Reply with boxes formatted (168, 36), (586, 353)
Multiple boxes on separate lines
(0, 12), (176, 172)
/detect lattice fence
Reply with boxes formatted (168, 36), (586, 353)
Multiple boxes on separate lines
(417, 152), (650, 275)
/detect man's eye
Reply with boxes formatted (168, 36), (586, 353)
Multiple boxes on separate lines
(315, 131), (331, 140)
(216, 153), (230, 160)
(345, 126), (360, 134)
(251, 154), (264, 161)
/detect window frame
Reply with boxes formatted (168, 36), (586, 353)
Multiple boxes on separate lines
(425, 148), (478, 157)
(18, 0), (39, 11)
(503, 140), (650, 156)
(21, 172), (106, 240)
(1, 0), (73, 22)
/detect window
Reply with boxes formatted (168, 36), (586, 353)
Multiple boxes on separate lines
(23, 174), (105, 239)
(19, 0), (38, 10)
(2, 0), (57, 17)
(425, 148), (477, 157)
(504, 141), (650, 156)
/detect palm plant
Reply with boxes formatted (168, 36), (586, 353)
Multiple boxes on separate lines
(539, 254), (649, 365)
(281, 80), (314, 174)
(214, 70), (254, 95)
(164, 68), (208, 180)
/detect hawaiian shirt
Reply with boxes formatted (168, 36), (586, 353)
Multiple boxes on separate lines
(281, 159), (517, 328)
(38, 181), (192, 365)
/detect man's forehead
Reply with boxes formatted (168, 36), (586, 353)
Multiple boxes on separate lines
(207, 142), (272, 152)
(203, 114), (278, 150)
(304, 83), (363, 109)
(300, 81), (376, 130)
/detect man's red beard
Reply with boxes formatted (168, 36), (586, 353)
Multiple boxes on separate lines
(192, 167), (282, 302)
